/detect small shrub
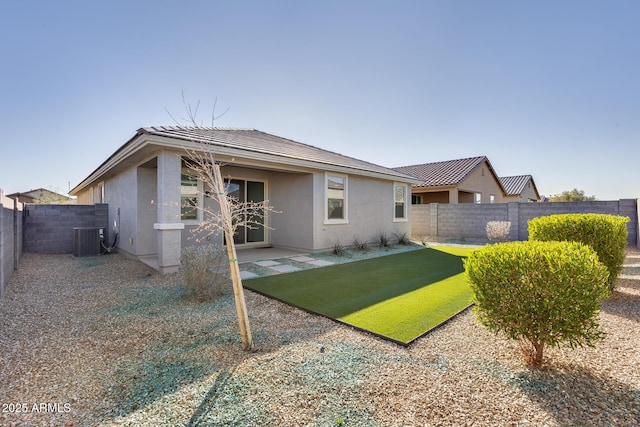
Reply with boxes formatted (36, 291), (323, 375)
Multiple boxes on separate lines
(418, 235), (432, 246)
(332, 239), (347, 257)
(394, 231), (411, 245)
(528, 213), (629, 290)
(464, 240), (610, 365)
(377, 232), (390, 248)
(486, 221), (511, 242)
(352, 237), (369, 252)
(181, 245), (230, 302)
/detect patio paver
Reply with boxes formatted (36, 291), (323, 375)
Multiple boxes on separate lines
(307, 259), (334, 267)
(240, 271), (260, 280)
(270, 264), (301, 273)
(290, 256), (316, 263)
(254, 260), (281, 267)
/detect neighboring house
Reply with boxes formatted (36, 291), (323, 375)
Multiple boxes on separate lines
(6, 188), (74, 204)
(394, 156), (507, 204)
(499, 175), (541, 202)
(70, 126), (420, 273)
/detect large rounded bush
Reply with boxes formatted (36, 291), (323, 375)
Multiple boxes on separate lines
(464, 240), (610, 365)
(528, 213), (628, 290)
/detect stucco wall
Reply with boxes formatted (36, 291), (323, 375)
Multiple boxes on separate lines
(100, 167), (140, 256)
(458, 161), (505, 203)
(312, 173), (411, 250)
(411, 199), (639, 246)
(136, 166), (157, 256)
(268, 171), (314, 251)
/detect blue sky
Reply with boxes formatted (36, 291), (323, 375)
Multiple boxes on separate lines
(1, 0), (638, 199)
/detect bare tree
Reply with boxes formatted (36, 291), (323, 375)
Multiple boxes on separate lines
(169, 95), (276, 351)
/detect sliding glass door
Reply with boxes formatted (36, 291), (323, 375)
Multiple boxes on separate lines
(225, 179), (266, 245)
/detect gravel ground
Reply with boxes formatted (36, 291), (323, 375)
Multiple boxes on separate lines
(1, 246), (639, 426)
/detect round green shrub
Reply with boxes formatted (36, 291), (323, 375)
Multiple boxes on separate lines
(528, 213), (629, 290)
(464, 240), (610, 365)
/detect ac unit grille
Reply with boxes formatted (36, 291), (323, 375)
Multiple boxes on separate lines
(73, 227), (104, 257)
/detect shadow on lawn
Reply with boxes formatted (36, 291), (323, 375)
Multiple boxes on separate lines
(244, 248), (465, 319)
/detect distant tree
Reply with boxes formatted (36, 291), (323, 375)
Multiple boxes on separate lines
(549, 188), (596, 202)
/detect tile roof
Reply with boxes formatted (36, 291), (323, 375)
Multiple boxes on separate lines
(393, 156), (489, 187)
(140, 126), (416, 181)
(499, 175), (533, 195)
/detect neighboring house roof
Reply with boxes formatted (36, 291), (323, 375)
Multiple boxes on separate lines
(499, 175), (541, 200)
(71, 126), (420, 194)
(394, 156), (502, 189)
(6, 188), (72, 203)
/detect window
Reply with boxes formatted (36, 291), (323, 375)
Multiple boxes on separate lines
(411, 194), (422, 205)
(394, 183), (408, 221)
(181, 168), (199, 220)
(490, 194), (495, 203)
(96, 182), (105, 203)
(224, 178), (266, 245)
(475, 193), (482, 204)
(325, 173), (347, 223)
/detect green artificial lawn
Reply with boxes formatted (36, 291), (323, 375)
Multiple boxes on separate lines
(244, 246), (476, 345)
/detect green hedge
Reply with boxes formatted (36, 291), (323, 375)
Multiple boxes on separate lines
(464, 240), (610, 365)
(528, 213), (628, 290)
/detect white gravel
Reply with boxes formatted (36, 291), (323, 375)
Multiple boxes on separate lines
(1, 247), (639, 426)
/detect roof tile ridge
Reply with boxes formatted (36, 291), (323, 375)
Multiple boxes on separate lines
(394, 155), (487, 170)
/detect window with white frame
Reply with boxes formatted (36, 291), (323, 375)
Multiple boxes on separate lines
(325, 173), (347, 223)
(180, 167), (199, 221)
(475, 192), (482, 204)
(96, 182), (105, 203)
(394, 183), (408, 221)
(490, 194), (495, 203)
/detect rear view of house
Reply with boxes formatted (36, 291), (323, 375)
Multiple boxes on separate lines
(70, 126), (419, 273)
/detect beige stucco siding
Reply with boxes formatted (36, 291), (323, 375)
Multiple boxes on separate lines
(458, 161), (505, 203)
(312, 173), (411, 250)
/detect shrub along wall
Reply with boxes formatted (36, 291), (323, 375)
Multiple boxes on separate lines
(411, 199), (639, 247)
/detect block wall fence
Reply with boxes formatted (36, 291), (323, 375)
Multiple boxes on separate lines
(411, 199), (639, 247)
(22, 203), (109, 254)
(0, 190), (23, 299)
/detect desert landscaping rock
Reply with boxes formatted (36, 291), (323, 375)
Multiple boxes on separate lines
(1, 247), (639, 426)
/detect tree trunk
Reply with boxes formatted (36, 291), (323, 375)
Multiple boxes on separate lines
(213, 164), (253, 351)
(533, 341), (544, 365)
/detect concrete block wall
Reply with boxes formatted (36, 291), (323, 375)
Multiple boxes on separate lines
(411, 199), (638, 247)
(23, 203), (109, 253)
(411, 204), (430, 237)
(517, 201), (630, 242)
(1, 189), (23, 298)
(437, 203), (509, 239)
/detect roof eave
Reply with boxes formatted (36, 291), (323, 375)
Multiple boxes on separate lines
(70, 130), (420, 194)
